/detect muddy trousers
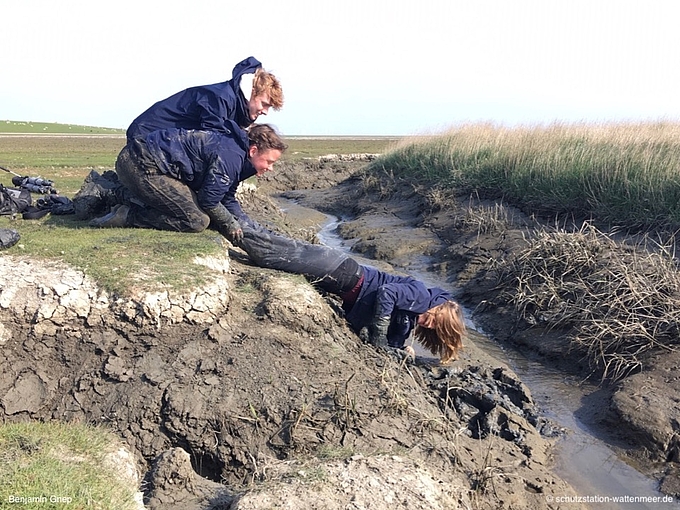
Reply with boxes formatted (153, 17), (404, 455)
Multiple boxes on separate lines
(238, 223), (363, 295)
(114, 142), (210, 232)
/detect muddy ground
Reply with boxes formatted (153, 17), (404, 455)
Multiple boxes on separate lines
(0, 157), (678, 509)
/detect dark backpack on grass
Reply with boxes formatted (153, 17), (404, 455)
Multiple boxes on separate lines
(0, 228), (20, 249)
(0, 184), (32, 217)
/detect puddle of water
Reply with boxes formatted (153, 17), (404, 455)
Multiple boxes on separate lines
(503, 351), (663, 510)
(282, 199), (672, 510)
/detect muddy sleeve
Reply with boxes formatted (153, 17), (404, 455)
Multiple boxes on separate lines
(239, 223), (348, 279)
(220, 182), (249, 221)
(204, 203), (241, 240)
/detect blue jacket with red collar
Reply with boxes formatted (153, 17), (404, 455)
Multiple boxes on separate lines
(126, 56), (261, 142)
(144, 128), (255, 220)
(344, 266), (452, 348)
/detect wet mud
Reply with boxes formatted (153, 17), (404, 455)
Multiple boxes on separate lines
(1, 158), (678, 509)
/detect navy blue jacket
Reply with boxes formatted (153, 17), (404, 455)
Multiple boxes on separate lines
(144, 129), (255, 219)
(126, 56), (262, 142)
(344, 266), (452, 348)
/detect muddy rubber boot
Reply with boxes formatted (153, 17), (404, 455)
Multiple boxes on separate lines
(73, 170), (127, 220)
(89, 204), (130, 228)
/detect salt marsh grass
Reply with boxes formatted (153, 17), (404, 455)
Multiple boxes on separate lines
(373, 122), (680, 231)
(0, 421), (141, 509)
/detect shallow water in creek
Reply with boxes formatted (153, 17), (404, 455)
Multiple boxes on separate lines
(278, 198), (669, 510)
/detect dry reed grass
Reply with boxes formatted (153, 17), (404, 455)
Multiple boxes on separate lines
(376, 121), (680, 230)
(500, 222), (680, 381)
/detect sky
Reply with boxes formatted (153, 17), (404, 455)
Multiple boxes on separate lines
(2, 0), (679, 136)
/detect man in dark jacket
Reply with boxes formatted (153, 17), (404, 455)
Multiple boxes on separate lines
(90, 124), (287, 243)
(126, 56), (284, 142)
(73, 57), (284, 222)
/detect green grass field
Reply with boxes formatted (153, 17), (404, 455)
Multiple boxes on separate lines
(0, 122), (399, 295)
(0, 121), (399, 171)
(0, 119), (125, 135)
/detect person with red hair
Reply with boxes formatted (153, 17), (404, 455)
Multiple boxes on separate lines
(237, 226), (466, 362)
(126, 56), (283, 142)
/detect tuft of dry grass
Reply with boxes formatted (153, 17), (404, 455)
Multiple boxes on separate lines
(455, 199), (514, 237)
(500, 222), (680, 381)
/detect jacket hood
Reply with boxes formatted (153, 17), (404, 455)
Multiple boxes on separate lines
(230, 56), (262, 128)
(428, 287), (453, 309)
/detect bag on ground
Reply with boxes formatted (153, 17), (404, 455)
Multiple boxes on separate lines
(0, 185), (32, 217)
(0, 228), (20, 249)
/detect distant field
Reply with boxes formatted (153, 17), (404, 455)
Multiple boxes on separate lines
(0, 120), (125, 135)
(0, 121), (401, 174)
(0, 122), (401, 195)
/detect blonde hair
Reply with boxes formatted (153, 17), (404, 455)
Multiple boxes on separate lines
(252, 68), (284, 110)
(414, 301), (465, 363)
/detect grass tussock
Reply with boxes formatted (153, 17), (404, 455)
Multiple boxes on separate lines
(0, 421), (140, 509)
(371, 121), (680, 231)
(454, 199), (515, 236)
(502, 223), (680, 381)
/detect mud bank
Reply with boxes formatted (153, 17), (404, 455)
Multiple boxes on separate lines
(0, 251), (579, 509)
(267, 158), (680, 502)
(4, 156), (677, 509)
